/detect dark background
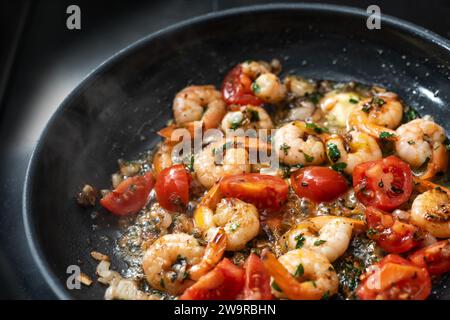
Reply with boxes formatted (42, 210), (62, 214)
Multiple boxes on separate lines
(0, 0), (449, 299)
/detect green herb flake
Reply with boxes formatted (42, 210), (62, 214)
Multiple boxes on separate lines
(271, 281), (282, 292)
(379, 131), (396, 139)
(294, 263), (304, 277)
(372, 97), (386, 107)
(405, 109), (419, 122)
(322, 291), (330, 300)
(229, 222), (240, 232)
(331, 162), (347, 172)
(280, 143), (291, 156)
(349, 98), (359, 104)
(314, 239), (326, 246)
(295, 233), (305, 249)
(327, 143), (341, 162)
(306, 122), (329, 134)
(251, 82), (261, 94)
(408, 140), (415, 145)
(230, 119), (242, 130)
(249, 109), (260, 122)
(303, 152), (314, 163)
(367, 228), (379, 236)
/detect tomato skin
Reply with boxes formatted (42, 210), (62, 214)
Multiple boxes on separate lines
(155, 164), (191, 212)
(290, 166), (348, 202)
(239, 254), (272, 300)
(365, 206), (420, 254)
(357, 254), (431, 300)
(100, 172), (154, 215)
(220, 173), (288, 211)
(180, 258), (245, 300)
(409, 240), (450, 276)
(353, 156), (413, 211)
(221, 64), (263, 106)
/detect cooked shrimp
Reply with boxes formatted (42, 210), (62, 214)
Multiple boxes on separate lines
(273, 121), (326, 166)
(221, 105), (273, 133)
(193, 139), (251, 189)
(284, 75), (316, 97)
(410, 188), (450, 238)
(348, 92), (403, 140)
(195, 197), (260, 251)
(152, 142), (174, 175)
(395, 118), (448, 179)
(241, 60), (286, 104)
(262, 249), (339, 300)
(142, 231), (226, 295)
(319, 90), (361, 127)
(325, 131), (382, 174)
(173, 85), (226, 130)
(280, 216), (365, 262)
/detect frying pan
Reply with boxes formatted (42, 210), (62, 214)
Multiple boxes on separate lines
(23, 3), (450, 299)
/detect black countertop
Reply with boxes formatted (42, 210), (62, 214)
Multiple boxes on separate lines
(0, 0), (449, 299)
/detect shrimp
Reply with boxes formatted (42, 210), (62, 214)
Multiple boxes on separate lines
(152, 142), (174, 175)
(195, 196), (260, 251)
(319, 90), (362, 127)
(262, 249), (339, 300)
(173, 85), (226, 131)
(241, 60), (286, 104)
(395, 118), (448, 179)
(193, 139), (251, 189)
(142, 230), (226, 295)
(347, 92), (403, 140)
(280, 216), (365, 262)
(284, 75), (316, 97)
(325, 131), (382, 174)
(273, 121), (326, 166)
(410, 188), (450, 238)
(221, 105), (273, 133)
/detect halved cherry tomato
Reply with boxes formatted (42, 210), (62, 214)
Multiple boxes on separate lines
(408, 240), (450, 276)
(155, 164), (191, 211)
(290, 166), (348, 202)
(100, 172), (154, 215)
(365, 206), (420, 253)
(357, 254), (431, 300)
(239, 253), (272, 300)
(221, 64), (263, 106)
(353, 156), (413, 211)
(180, 258), (245, 300)
(220, 173), (288, 211)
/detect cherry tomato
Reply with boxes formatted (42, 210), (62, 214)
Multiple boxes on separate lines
(290, 166), (348, 202)
(239, 253), (272, 300)
(221, 64), (263, 106)
(155, 164), (191, 211)
(357, 254), (431, 300)
(220, 173), (288, 211)
(409, 240), (450, 276)
(365, 206), (420, 253)
(353, 156), (413, 211)
(180, 258), (245, 300)
(100, 172), (154, 215)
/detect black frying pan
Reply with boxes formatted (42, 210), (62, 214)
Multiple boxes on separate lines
(23, 4), (450, 299)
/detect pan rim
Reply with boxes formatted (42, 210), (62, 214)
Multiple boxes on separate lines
(22, 3), (450, 300)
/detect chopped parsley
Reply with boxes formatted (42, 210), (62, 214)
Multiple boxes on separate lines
(367, 228), (378, 237)
(184, 154), (195, 172)
(295, 233), (305, 249)
(327, 143), (341, 162)
(404, 108), (419, 122)
(279, 143), (291, 155)
(322, 291), (330, 300)
(378, 180), (384, 188)
(306, 92), (323, 104)
(445, 139), (450, 151)
(306, 122), (329, 134)
(251, 82), (261, 94)
(303, 152), (314, 163)
(372, 96), (386, 107)
(314, 239), (326, 246)
(349, 98), (359, 104)
(294, 263), (304, 277)
(361, 102), (372, 113)
(271, 281), (282, 292)
(408, 140), (415, 145)
(229, 222), (240, 232)
(248, 109), (260, 122)
(331, 162), (347, 172)
(379, 131), (396, 139)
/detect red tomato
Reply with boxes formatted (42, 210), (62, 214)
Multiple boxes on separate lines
(357, 254), (431, 300)
(290, 166), (348, 202)
(221, 64), (263, 106)
(155, 164), (191, 211)
(220, 173), (288, 211)
(100, 172), (154, 215)
(353, 156), (413, 211)
(365, 206), (420, 253)
(409, 240), (450, 276)
(239, 254), (272, 300)
(180, 258), (245, 300)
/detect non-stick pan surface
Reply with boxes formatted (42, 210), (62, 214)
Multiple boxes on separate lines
(24, 4), (450, 299)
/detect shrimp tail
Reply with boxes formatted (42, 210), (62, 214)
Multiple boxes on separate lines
(417, 143), (449, 180)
